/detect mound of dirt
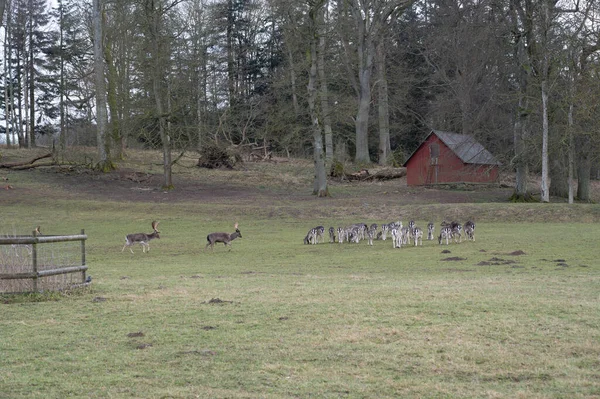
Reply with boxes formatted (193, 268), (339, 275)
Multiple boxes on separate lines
(509, 250), (526, 256)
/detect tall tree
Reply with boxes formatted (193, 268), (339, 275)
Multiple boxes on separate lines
(508, 0), (537, 201)
(0, 0), (7, 28)
(317, 4), (334, 166)
(92, 0), (114, 170)
(308, 0), (328, 196)
(337, 0), (415, 164)
(140, 0), (181, 189)
(376, 39), (390, 165)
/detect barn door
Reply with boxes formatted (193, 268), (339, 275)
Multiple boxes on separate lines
(427, 143), (439, 184)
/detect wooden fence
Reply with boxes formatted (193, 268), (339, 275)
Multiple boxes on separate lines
(0, 229), (88, 293)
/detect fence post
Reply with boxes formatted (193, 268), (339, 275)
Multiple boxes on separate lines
(32, 228), (38, 292)
(81, 229), (86, 283)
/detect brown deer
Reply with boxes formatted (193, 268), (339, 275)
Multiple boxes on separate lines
(122, 221), (160, 253)
(205, 223), (242, 251)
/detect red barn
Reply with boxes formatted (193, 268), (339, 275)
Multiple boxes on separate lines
(404, 130), (500, 186)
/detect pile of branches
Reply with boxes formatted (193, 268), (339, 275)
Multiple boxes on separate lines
(197, 144), (242, 169)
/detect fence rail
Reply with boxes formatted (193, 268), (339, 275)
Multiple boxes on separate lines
(0, 229), (88, 293)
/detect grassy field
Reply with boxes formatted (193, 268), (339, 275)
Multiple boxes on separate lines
(1, 150), (599, 398)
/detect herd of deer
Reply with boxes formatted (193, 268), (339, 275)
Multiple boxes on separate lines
(304, 220), (475, 248)
(122, 222), (242, 253)
(121, 218), (474, 254)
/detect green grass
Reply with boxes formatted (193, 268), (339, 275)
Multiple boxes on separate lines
(1, 200), (599, 398)
(0, 150), (599, 398)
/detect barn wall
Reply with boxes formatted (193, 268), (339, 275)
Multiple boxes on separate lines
(406, 134), (498, 186)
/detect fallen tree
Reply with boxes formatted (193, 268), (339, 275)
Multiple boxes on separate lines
(0, 153), (52, 170)
(332, 166), (407, 182)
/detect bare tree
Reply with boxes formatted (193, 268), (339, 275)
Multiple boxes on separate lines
(0, 0), (6, 28)
(337, 0), (415, 164)
(140, 0), (181, 190)
(92, 0), (114, 171)
(308, 0), (329, 197)
(376, 39), (390, 165)
(317, 4), (334, 167)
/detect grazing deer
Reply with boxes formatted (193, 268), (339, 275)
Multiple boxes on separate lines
(369, 223), (378, 234)
(451, 222), (463, 243)
(329, 227), (336, 243)
(337, 227), (345, 244)
(427, 222), (435, 240)
(464, 220), (475, 241)
(366, 228), (375, 246)
(391, 227), (402, 248)
(205, 223), (242, 251)
(464, 225), (475, 241)
(401, 226), (411, 245)
(122, 221), (160, 254)
(438, 226), (452, 245)
(304, 228), (317, 245)
(315, 226), (326, 243)
(380, 224), (389, 240)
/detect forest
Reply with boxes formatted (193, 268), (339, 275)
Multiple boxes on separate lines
(1, 0), (599, 200)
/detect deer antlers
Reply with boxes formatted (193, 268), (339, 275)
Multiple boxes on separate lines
(152, 221), (160, 232)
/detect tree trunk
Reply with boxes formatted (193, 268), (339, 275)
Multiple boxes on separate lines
(3, 10), (11, 148)
(287, 46), (300, 118)
(511, 96), (531, 201)
(0, 0), (6, 29)
(226, 0), (235, 106)
(308, 2), (328, 197)
(549, 153), (568, 198)
(105, 42), (122, 160)
(143, 0), (172, 189)
(58, 0), (66, 159)
(540, 78), (550, 202)
(155, 77), (172, 190)
(376, 40), (391, 165)
(93, 0), (113, 171)
(27, 0), (35, 148)
(355, 46), (373, 164)
(567, 102), (574, 204)
(317, 27), (333, 167)
(576, 142), (591, 202)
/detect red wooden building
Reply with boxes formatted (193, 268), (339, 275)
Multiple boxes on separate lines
(404, 130), (500, 186)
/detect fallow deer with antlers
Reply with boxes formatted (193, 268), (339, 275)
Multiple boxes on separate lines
(205, 223), (242, 252)
(122, 221), (160, 254)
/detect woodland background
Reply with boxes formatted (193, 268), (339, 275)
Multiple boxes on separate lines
(1, 0), (599, 200)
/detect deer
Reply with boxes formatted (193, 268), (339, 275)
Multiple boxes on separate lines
(304, 228), (317, 245)
(464, 220), (475, 241)
(329, 227), (336, 243)
(427, 222), (435, 240)
(412, 226), (424, 246)
(122, 221), (160, 253)
(205, 223), (242, 251)
(438, 226), (452, 245)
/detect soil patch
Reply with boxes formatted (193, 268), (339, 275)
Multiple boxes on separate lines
(478, 257), (517, 266)
(508, 250), (526, 256)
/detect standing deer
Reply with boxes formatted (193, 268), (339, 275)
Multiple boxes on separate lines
(205, 223), (242, 251)
(427, 222), (435, 240)
(329, 227), (336, 243)
(122, 221), (160, 253)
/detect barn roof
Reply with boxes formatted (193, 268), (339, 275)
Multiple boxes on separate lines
(405, 130), (500, 166)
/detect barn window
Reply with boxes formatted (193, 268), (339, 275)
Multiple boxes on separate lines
(429, 143), (439, 159)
